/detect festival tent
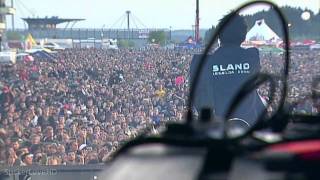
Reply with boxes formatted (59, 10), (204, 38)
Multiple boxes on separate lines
(7, 40), (24, 49)
(25, 47), (53, 54)
(31, 50), (56, 61)
(0, 51), (16, 64)
(245, 19), (281, 43)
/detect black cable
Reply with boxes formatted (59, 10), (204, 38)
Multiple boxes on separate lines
(112, 135), (221, 159)
(118, 16), (126, 30)
(187, 0), (290, 126)
(111, 0), (290, 158)
(267, 76), (320, 125)
(131, 13), (147, 29)
(113, 72), (279, 153)
(287, 97), (320, 124)
(223, 73), (278, 140)
(312, 76), (320, 105)
(15, 1), (27, 19)
(108, 14), (126, 29)
(131, 17), (140, 29)
(16, 0), (35, 17)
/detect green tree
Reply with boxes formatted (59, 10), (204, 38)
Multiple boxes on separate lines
(205, 7), (320, 42)
(6, 31), (23, 40)
(243, 6), (320, 40)
(128, 40), (135, 47)
(148, 31), (166, 45)
(118, 39), (135, 48)
(204, 26), (216, 46)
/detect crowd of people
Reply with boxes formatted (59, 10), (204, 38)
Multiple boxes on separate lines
(0, 47), (319, 166)
(259, 50), (320, 114)
(0, 48), (193, 166)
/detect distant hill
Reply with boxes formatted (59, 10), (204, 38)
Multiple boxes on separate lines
(243, 6), (320, 40)
(204, 6), (320, 43)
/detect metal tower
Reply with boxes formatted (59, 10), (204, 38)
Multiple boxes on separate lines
(195, 0), (200, 43)
(126, 10), (131, 39)
(0, 0), (16, 50)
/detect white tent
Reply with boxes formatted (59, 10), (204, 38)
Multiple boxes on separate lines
(0, 51), (16, 65)
(246, 19), (281, 42)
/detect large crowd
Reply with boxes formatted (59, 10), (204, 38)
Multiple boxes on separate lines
(259, 50), (320, 113)
(0, 47), (319, 166)
(0, 48), (193, 166)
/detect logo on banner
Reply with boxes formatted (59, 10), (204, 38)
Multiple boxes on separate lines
(212, 63), (250, 76)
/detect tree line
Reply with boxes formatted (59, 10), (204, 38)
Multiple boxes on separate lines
(205, 6), (320, 44)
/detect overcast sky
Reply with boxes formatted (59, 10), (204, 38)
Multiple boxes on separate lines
(7, 0), (320, 29)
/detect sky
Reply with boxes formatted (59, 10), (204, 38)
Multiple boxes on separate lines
(7, 0), (320, 30)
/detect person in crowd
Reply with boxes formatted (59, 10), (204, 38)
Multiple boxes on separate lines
(20, 153), (33, 166)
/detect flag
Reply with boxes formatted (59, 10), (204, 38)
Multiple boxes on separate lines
(24, 33), (37, 50)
